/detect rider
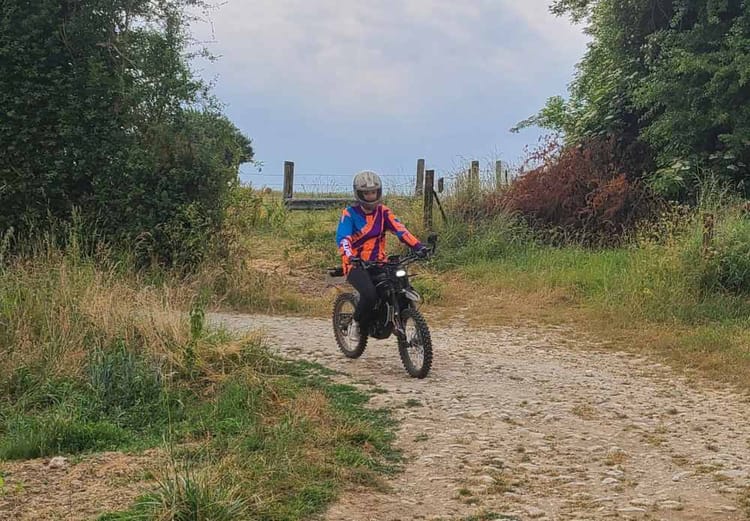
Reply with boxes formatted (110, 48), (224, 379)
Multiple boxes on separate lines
(336, 170), (429, 340)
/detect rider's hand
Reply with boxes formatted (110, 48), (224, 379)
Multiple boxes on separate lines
(415, 246), (429, 259)
(348, 256), (361, 266)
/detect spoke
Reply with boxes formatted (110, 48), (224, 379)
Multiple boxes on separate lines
(338, 314), (352, 330)
(404, 318), (424, 368)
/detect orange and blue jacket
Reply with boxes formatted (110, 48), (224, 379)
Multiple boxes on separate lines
(336, 204), (422, 275)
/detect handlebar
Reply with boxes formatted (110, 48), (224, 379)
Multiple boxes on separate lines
(351, 247), (433, 270)
(327, 235), (437, 277)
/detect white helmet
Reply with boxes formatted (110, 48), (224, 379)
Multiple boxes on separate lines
(353, 170), (383, 209)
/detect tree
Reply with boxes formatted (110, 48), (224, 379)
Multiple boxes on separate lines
(518, 0), (750, 199)
(0, 0), (253, 265)
(634, 1), (750, 191)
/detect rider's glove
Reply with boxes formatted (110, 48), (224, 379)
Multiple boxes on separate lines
(415, 246), (429, 259)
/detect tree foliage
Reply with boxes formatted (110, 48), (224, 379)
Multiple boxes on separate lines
(0, 0), (253, 266)
(519, 0), (750, 199)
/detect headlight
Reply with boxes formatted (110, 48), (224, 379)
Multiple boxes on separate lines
(395, 269), (407, 278)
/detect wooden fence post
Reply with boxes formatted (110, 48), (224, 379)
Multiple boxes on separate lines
(437, 177), (444, 193)
(470, 160), (480, 187)
(495, 160), (503, 189)
(423, 169), (435, 230)
(415, 158), (425, 196)
(283, 161), (294, 200)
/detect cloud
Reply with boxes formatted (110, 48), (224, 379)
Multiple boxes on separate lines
(500, 0), (589, 53)
(190, 1), (589, 118)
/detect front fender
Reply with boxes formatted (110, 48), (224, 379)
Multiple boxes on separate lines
(403, 288), (421, 302)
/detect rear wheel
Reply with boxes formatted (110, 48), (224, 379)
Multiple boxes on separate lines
(332, 292), (368, 358)
(398, 308), (433, 378)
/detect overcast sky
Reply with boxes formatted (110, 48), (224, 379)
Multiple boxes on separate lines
(189, 1), (589, 191)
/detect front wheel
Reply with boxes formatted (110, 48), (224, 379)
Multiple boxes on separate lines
(398, 308), (433, 378)
(332, 292), (368, 358)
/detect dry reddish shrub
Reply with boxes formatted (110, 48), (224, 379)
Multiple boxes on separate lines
(502, 137), (658, 245)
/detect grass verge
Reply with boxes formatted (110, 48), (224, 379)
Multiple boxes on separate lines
(0, 250), (398, 520)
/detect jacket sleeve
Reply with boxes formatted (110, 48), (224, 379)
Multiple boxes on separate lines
(336, 208), (355, 258)
(384, 207), (422, 249)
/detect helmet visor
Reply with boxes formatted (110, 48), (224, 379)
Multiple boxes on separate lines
(355, 187), (382, 207)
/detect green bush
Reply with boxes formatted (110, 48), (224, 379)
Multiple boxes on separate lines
(687, 209), (750, 294)
(0, 1), (254, 269)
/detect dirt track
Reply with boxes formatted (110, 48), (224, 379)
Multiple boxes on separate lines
(213, 312), (750, 521)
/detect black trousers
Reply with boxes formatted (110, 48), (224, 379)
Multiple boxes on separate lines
(346, 266), (379, 327)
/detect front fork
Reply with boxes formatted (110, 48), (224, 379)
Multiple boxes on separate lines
(388, 293), (407, 342)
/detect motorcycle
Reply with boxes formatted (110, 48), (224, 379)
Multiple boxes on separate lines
(328, 234), (437, 378)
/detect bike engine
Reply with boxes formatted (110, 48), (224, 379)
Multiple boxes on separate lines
(368, 310), (394, 339)
(369, 322), (393, 339)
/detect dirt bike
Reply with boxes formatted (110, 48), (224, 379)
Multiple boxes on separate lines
(328, 234), (437, 378)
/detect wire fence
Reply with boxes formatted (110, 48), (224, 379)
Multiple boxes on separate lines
(239, 159), (521, 199)
(240, 172), (418, 196)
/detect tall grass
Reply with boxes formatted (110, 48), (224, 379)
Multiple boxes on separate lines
(435, 203), (750, 318)
(0, 251), (191, 390)
(1, 238), (399, 520)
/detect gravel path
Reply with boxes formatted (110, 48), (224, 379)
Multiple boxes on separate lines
(212, 312), (750, 521)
